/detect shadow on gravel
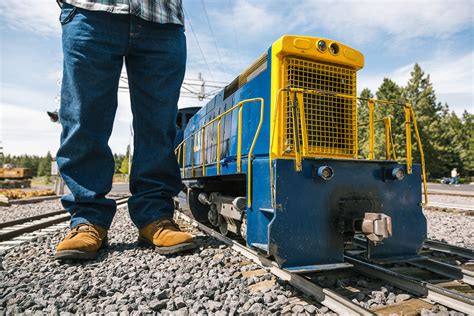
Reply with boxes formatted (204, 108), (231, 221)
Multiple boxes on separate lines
(55, 235), (227, 265)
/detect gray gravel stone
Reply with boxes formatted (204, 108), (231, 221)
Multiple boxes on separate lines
(395, 293), (411, 302)
(291, 304), (305, 313)
(0, 199), (63, 223)
(424, 204), (474, 249)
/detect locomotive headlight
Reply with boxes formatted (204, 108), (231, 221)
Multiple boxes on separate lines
(392, 167), (405, 180)
(317, 166), (334, 180)
(329, 43), (340, 55)
(317, 40), (327, 52)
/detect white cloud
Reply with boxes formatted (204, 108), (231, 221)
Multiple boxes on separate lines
(1, 102), (61, 155)
(214, 1), (288, 45)
(0, 82), (59, 113)
(0, 0), (60, 36)
(1, 100), (133, 156)
(358, 51), (473, 114)
(296, 0), (473, 44)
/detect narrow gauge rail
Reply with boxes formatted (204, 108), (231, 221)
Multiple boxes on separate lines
(0, 197), (129, 247)
(353, 235), (474, 286)
(175, 210), (373, 315)
(349, 236), (474, 312)
(175, 198), (474, 315)
(425, 202), (474, 212)
(424, 240), (474, 261)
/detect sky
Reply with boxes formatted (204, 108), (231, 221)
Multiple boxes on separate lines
(0, 0), (473, 156)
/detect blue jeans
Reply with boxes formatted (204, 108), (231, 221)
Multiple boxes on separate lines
(57, 4), (186, 229)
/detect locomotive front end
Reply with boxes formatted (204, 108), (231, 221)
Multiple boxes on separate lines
(267, 36), (427, 270)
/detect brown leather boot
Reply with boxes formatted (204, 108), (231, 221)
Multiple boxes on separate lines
(138, 219), (196, 254)
(55, 224), (108, 260)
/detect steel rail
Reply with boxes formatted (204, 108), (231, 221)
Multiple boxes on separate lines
(176, 211), (374, 316)
(0, 197), (129, 242)
(345, 256), (474, 314)
(408, 259), (474, 286)
(9, 195), (62, 205)
(353, 235), (474, 285)
(0, 214), (71, 242)
(426, 202), (474, 211)
(0, 210), (67, 229)
(424, 240), (474, 260)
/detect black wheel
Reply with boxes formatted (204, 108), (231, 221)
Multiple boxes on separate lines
(186, 188), (210, 223)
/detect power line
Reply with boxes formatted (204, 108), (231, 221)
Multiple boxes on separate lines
(200, 0), (225, 71)
(183, 7), (215, 81)
(118, 74), (227, 101)
(228, 0), (243, 69)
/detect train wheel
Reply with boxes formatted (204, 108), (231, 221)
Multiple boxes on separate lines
(186, 188), (210, 223)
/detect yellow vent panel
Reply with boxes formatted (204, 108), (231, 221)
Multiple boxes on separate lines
(282, 57), (357, 158)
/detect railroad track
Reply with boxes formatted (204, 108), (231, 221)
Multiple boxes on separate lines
(426, 202), (474, 212)
(424, 239), (474, 260)
(175, 201), (474, 315)
(0, 196), (129, 252)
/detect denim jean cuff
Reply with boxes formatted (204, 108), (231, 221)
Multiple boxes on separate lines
(70, 217), (110, 230)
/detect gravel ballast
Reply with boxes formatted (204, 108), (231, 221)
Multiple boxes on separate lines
(0, 205), (322, 314)
(0, 199), (63, 223)
(424, 209), (474, 249)
(1, 194), (472, 314)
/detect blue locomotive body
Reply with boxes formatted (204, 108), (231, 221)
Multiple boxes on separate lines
(176, 35), (427, 271)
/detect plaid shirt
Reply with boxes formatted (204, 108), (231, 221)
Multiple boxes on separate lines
(61, 0), (184, 25)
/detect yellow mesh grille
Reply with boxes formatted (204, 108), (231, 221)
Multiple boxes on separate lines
(283, 57), (357, 158)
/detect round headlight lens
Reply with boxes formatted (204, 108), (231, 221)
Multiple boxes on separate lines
(392, 167), (405, 180)
(317, 166), (334, 180)
(317, 40), (327, 52)
(329, 43), (340, 55)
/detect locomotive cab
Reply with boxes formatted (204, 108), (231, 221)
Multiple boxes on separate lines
(176, 35), (427, 271)
(175, 106), (201, 147)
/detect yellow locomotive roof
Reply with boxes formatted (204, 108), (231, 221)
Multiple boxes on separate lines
(272, 35), (364, 70)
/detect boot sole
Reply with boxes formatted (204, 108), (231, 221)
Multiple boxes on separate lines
(138, 236), (197, 255)
(55, 237), (108, 261)
(55, 249), (99, 260)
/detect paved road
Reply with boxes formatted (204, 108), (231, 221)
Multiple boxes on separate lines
(427, 183), (473, 193)
(111, 182), (130, 195)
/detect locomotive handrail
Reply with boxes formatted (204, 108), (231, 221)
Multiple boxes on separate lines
(359, 117), (397, 160)
(175, 98), (265, 208)
(275, 87), (428, 205)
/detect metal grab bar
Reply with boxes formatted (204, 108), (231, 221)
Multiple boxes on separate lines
(175, 98), (265, 208)
(360, 116), (397, 161)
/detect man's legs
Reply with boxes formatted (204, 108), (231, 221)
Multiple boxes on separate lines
(125, 18), (186, 229)
(57, 4), (128, 229)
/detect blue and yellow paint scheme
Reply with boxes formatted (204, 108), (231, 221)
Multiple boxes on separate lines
(175, 35), (427, 271)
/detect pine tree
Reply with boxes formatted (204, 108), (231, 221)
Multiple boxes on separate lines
(403, 64), (445, 178)
(119, 145), (131, 174)
(375, 78), (406, 160)
(114, 153), (125, 173)
(460, 111), (474, 176)
(37, 151), (53, 178)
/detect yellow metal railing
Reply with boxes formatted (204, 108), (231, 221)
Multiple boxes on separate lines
(274, 88), (428, 204)
(359, 116), (397, 161)
(175, 98), (264, 208)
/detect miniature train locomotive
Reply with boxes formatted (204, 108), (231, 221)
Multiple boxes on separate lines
(0, 167), (33, 189)
(175, 35), (427, 271)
